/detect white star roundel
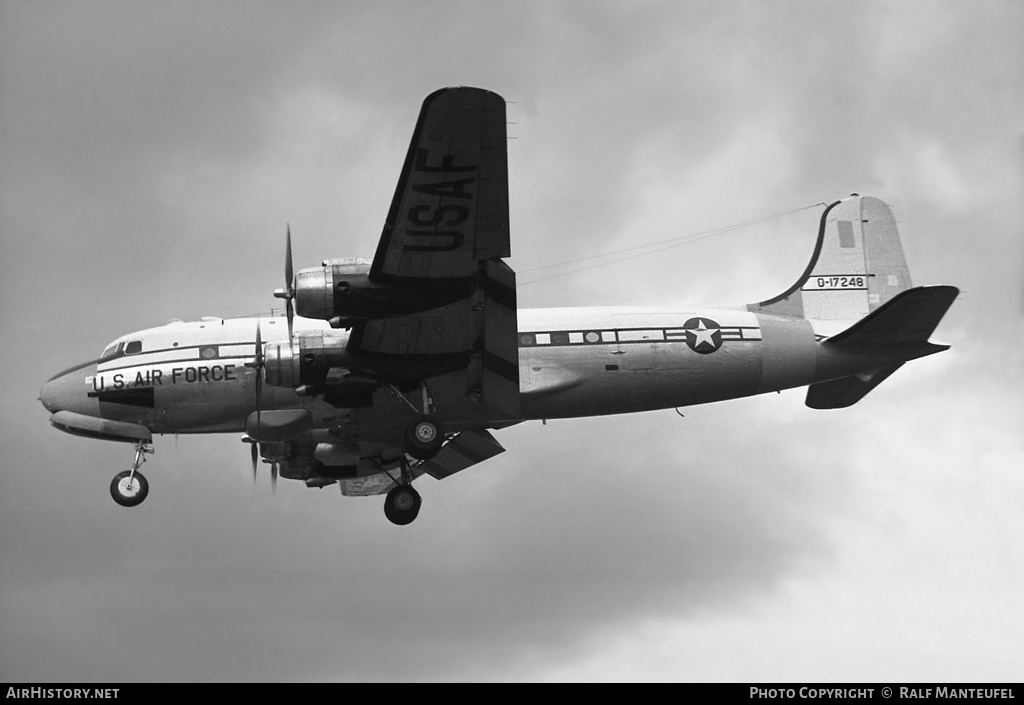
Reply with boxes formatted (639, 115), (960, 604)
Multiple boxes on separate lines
(682, 317), (722, 354)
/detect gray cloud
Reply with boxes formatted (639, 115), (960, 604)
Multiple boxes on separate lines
(2, 0), (1021, 683)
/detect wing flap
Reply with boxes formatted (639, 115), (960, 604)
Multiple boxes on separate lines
(419, 429), (506, 480)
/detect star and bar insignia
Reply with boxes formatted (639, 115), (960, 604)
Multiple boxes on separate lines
(681, 317), (722, 354)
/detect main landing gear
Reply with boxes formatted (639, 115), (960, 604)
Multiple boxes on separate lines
(382, 456), (422, 526)
(386, 382), (447, 460)
(384, 483), (422, 526)
(404, 414), (444, 460)
(378, 382), (444, 525)
(110, 442), (153, 508)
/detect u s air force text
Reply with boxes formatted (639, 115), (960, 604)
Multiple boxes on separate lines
(6, 689), (118, 699)
(91, 364), (238, 391)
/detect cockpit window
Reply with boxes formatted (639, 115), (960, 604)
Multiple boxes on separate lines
(124, 340), (142, 355)
(101, 342), (125, 360)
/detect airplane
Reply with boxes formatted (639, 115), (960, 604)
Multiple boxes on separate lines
(38, 87), (959, 525)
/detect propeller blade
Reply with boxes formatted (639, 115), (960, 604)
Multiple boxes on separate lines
(254, 322), (263, 431)
(254, 322), (264, 368)
(286, 298), (294, 348)
(271, 462), (278, 495)
(251, 441), (258, 486)
(285, 226), (295, 347)
(285, 225), (294, 292)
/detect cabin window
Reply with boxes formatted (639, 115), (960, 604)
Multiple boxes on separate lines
(125, 340), (142, 355)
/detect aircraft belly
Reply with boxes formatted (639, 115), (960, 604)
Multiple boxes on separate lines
(520, 343), (762, 419)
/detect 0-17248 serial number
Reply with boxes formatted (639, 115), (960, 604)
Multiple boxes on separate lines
(803, 275), (867, 290)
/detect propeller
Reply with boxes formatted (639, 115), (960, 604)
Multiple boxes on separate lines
(243, 321), (266, 487)
(273, 226), (296, 348)
(245, 321), (265, 430)
(242, 438), (276, 495)
(243, 227), (292, 494)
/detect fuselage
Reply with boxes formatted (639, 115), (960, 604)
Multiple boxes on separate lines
(40, 306), (834, 438)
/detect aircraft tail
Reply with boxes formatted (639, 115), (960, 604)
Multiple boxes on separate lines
(746, 194), (958, 408)
(748, 195), (914, 321)
(805, 284), (959, 408)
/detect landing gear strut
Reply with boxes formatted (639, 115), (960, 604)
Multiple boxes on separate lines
(382, 456), (422, 525)
(404, 414), (444, 460)
(387, 382), (446, 460)
(110, 442), (152, 508)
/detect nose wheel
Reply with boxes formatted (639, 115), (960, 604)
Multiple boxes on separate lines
(110, 470), (149, 507)
(110, 442), (153, 508)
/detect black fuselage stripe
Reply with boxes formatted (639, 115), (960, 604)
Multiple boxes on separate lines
(485, 277), (517, 310)
(483, 352), (519, 383)
(88, 387), (156, 408)
(100, 353), (251, 373)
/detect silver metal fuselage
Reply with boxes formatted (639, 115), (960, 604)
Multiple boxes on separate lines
(40, 305), (836, 441)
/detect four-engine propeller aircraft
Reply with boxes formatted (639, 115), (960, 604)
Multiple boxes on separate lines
(39, 87), (958, 525)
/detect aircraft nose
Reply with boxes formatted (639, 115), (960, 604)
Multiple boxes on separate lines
(40, 360), (100, 415)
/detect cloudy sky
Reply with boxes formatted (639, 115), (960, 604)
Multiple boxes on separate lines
(2, 0), (1022, 682)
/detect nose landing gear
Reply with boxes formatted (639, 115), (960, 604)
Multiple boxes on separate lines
(110, 442), (153, 507)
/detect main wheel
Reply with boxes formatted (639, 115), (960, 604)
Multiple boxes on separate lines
(384, 485), (421, 526)
(403, 415), (445, 460)
(110, 470), (149, 507)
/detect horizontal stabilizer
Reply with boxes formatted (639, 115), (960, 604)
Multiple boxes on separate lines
(807, 285), (958, 409)
(806, 364), (904, 409)
(824, 285), (959, 350)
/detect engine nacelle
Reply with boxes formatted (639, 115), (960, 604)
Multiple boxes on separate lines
(294, 257), (471, 324)
(263, 330), (470, 395)
(263, 331), (355, 390)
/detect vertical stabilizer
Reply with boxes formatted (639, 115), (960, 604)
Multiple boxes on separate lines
(748, 195), (913, 321)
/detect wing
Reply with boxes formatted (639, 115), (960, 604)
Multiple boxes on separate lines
(370, 87), (510, 284)
(345, 87), (520, 422)
(334, 429), (508, 495)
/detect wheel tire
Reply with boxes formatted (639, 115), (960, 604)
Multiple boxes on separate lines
(384, 485), (421, 526)
(404, 415), (445, 460)
(110, 470), (149, 508)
